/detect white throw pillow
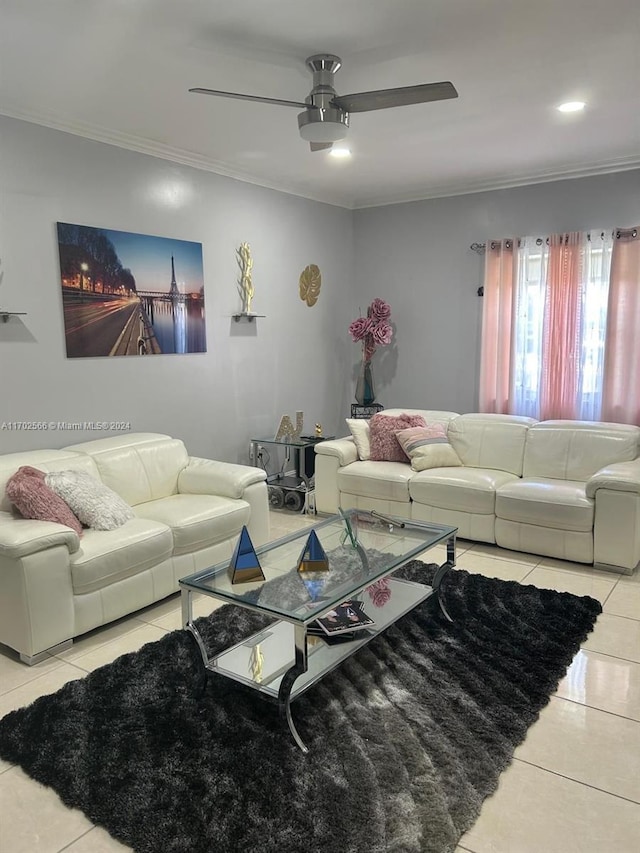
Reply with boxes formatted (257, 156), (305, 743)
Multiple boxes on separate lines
(345, 418), (371, 460)
(395, 425), (463, 471)
(45, 470), (135, 530)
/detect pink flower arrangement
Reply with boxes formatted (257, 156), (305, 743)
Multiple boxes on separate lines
(348, 298), (393, 362)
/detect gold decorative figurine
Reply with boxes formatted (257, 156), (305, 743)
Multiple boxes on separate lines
(248, 644), (264, 683)
(275, 411), (304, 441)
(236, 242), (255, 314)
(314, 423), (323, 437)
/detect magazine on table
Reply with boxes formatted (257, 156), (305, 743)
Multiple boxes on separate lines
(312, 600), (375, 636)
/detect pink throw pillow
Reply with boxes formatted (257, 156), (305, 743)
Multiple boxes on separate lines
(6, 466), (83, 535)
(369, 413), (427, 462)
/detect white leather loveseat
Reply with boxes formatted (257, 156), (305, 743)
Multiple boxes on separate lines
(315, 411), (640, 575)
(0, 433), (269, 664)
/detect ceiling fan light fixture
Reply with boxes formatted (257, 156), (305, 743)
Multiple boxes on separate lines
(297, 107), (349, 143)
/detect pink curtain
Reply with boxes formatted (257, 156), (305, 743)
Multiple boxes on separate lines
(479, 240), (516, 413)
(601, 230), (640, 425)
(539, 232), (584, 420)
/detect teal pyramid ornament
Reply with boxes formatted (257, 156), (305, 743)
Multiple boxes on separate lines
(229, 526), (265, 584)
(297, 529), (329, 573)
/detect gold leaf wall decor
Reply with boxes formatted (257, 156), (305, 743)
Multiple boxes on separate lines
(299, 264), (321, 306)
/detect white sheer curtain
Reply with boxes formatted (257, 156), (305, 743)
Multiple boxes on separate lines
(577, 232), (613, 420)
(512, 237), (547, 418)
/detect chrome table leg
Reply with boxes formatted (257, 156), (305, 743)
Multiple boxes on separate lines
(278, 624), (309, 753)
(182, 588), (211, 695)
(432, 535), (456, 622)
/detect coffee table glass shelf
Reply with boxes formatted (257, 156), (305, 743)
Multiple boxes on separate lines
(180, 509), (457, 752)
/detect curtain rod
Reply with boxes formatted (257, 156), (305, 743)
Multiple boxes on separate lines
(470, 227), (638, 254)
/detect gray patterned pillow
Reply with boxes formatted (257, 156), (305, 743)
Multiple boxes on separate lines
(45, 470), (134, 530)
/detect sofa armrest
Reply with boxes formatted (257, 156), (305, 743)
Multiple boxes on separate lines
(178, 457), (267, 500)
(315, 437), (358, 467)
(586, 458), (640, 499)
(0, 512), (81, 559)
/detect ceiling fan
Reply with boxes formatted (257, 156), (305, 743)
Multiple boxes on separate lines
(190, 54), (458, 151)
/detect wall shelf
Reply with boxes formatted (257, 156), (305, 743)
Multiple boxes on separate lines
(1, 311), (27, 323)
(232, 312), (265, 323)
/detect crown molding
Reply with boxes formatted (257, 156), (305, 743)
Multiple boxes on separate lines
(352, 156), (640, 209)
(0, 105), (352, 209)
(1, 104), (638, 212)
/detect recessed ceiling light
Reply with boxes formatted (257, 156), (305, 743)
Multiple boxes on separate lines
(557, 101), (586, 113)
(329, 146), (351, 158)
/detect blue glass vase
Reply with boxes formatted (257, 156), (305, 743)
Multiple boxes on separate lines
(355, 359), (376, 405)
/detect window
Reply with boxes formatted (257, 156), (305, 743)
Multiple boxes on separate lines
(479, 231), (631, 422)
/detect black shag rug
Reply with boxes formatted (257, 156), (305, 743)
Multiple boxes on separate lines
(0, 562), (601, 853)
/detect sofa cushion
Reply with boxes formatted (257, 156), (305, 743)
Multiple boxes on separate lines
(5, 466), (83, 535)
(523, 421), (640, 481)
(134, 494), (250, 556)
(448, 414), (536, 476)
(345, 419), (372, 461)
(64, 434), (189, 506)
(409, 468), (519, 514)
(337, 461), (413, 503)
(0, 450), (98, 513)
(496, 478), (594, 532)
(343, 411), (459, 464)
(381, 409), (460, 427)
(369, 413), (426, 462)
(396, 425), (462, 471)
(70, 518), (174, 594)
(45, 470), (134, 530)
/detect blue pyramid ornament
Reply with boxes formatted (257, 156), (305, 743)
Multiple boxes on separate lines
(229, 526), (265, 584)
(297, 529), (329, 573)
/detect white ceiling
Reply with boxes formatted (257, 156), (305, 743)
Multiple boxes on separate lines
(1, 0), (639, 209)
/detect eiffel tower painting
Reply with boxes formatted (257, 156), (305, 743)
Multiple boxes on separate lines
(229, 527), (265, 584)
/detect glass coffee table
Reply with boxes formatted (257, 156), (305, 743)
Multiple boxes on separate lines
(180, 509), (457, 752)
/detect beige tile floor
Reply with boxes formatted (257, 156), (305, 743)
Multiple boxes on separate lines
(1, 509), (639, 853)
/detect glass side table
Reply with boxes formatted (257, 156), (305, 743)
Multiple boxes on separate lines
(250, 435), (334, 513)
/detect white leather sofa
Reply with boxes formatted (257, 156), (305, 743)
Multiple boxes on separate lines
(0, 433), (270, 663)
(315, 411), (640, 575)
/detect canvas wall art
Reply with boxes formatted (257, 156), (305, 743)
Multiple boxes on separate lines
(56, 222), (206, 357)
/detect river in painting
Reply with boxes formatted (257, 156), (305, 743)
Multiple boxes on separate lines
(145, 297), (206, 354)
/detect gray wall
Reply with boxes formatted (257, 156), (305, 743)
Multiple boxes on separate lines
(1, 114), (638, 461)
(353, 170), (640, 414)
(0, 116), (354, 458)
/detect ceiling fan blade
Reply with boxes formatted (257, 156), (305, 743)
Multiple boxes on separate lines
(332, 81), (458, 113)
(309, 142), (333, 152)
(189, 88), (308, 109)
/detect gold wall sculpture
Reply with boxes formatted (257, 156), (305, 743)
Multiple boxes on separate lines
(299, 264), (321, 306)
(236, 242), (254, 313)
